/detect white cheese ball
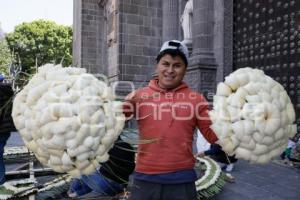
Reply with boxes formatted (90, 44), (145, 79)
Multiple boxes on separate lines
(211, 67), (296, 164)
(12, 64), (125, 177)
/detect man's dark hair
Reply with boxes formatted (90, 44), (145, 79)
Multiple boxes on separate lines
(156, 49), (188, 67)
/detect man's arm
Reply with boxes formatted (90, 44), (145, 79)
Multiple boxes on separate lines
(123, 91), (137, 120)
(196, 94), (219, 144)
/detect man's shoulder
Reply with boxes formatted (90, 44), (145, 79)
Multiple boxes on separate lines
(134, 86), (153, 95)
(124, 86), (153, 102)
(184, 88), (205, 99)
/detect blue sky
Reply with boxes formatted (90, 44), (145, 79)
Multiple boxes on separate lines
(0, 0), (73, 33)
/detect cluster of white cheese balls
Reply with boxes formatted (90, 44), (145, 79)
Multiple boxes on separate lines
(210, 68), (296, 164)
(12, 64), (125, 177)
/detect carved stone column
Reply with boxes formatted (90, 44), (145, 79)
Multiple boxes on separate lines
(162, 0), (180, 41)
(184, 0), (216, 101)
(190, 0), (215, 66)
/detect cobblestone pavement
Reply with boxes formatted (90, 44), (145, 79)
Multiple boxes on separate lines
(213, 160), (300, 200)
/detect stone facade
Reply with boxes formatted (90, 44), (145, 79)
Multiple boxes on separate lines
(73, 0), (231, 101)
(73, 0), (106, 74)
(118, 0), (162, 86)
(73, 0), (300, 132)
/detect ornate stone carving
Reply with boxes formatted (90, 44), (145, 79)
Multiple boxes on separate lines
(180, 0), (193, 45)
(98, 0), (108, 7)
(106, 0), (117, 46)
(184, 69), (199, 92)
(184, 67), (216, 101)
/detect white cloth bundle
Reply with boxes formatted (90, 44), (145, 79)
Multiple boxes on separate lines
(12, 64), (125, 177)
(210, 67), (296, 164)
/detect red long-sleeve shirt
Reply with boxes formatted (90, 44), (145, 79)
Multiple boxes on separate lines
(124, 79), (218, 174)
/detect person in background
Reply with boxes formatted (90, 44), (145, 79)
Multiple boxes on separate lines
(287, 138), (300, 166)
(280, 138), (296, 161)
(123, 40), (219, 200)
(198, 143), (238, 172)
(0, 77), (16, 184)
(67, 137), (135, 198)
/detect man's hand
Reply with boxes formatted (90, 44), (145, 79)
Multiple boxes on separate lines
(198, 151), (205, 157)
(195, 151), (205, 158)
(216, 139), (235, 156)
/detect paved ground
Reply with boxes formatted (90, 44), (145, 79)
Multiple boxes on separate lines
(6, 132), (24, 147)
(6, 133), (300, 200)
(213, 160), (300, 200)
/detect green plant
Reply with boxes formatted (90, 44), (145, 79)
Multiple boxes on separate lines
(5, 20), (72, 74)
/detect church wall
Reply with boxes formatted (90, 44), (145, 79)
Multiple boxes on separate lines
(213, 0), (234, 83)
(73, 0), (106, 74)
(118, 0), (163, 90)
(73, 0), (300, 131)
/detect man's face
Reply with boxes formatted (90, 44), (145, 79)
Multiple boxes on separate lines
(156, 54), (187, 90)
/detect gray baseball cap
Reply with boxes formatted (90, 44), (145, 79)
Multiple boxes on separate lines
(159, 40), (189, 62)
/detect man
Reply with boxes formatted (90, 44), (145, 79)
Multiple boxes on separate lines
(123, 40), (219, 200)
